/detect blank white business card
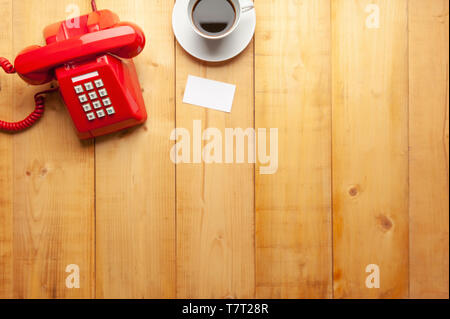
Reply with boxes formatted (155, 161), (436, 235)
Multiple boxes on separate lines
(183, 75), (236, 113)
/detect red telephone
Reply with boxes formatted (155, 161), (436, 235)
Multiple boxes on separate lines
(0, 1), (147, 139)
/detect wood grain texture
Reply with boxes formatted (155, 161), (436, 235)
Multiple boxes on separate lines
(0, 0), (449, 300)
(0, 0), (13, 300)
(255, 0), (332, 299)
(332, 0), (409, 298)
(409, 0), (449, 299)
(95, 0), (176, 299)
(10, 0), (94, 298)
(175, 28), (255, 299)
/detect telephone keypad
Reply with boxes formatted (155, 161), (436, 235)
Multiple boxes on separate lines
(85, 82), (94, 91)
(75, 85), (84, 94)
(88, 91), (98, 100)
(73, 75), (116, 122)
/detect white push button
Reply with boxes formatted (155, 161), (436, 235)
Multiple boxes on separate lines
(97, 110), (106, 118)
(79, 94), (88, 103)
(84, 82), (94, 91)
(92, 101), (102, 109)
(102, 98), (111, 106)
(106, 107), (115, 115)
(98, 88), (108, 97)
(95, 79), (104, 88)
(82, 103), (92, 112)
(74, 85), (84, 94)
(88, 92), (98, 100)
(87, 112), (96, 121)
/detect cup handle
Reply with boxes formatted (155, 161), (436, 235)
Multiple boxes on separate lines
(241, 0), (254, 13)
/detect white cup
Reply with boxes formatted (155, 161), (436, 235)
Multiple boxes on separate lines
(187, 0), (254, 40)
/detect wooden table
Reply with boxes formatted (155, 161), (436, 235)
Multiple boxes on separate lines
(0, 0), (448, 299)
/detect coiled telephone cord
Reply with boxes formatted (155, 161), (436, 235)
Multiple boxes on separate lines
(0, 57), (58, 132)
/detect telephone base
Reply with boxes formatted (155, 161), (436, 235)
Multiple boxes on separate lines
(56, 54), (147, 139)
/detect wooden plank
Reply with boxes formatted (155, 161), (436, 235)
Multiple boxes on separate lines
(332, 0), (409, 298)
(95, 0), (176, 298)
(10, 0), (95, 298)
(255, 0), (332, 299)
(409, 0), (449, 299)
(0, 0), (13, 300)
(175, 23), (255, 299)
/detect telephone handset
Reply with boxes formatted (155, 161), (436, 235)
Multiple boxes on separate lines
(0, 1), (147, 139)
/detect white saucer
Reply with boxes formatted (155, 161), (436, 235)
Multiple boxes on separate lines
(172, 0), (256, 62)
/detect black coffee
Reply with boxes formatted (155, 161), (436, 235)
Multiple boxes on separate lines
(192, 0), (236, 36)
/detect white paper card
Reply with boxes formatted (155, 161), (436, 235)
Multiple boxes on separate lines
(183, 75), (236, 113)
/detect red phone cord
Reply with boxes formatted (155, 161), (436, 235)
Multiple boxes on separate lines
(1, 57), (58, 132)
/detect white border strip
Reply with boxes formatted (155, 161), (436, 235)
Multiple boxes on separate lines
(72, 71), (99, 83)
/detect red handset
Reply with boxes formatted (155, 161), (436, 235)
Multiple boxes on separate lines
(0, 1), (147, 139)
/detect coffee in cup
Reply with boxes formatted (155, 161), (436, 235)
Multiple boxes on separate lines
(188, 0), (254, 40)
(192, 0), (236, 37)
